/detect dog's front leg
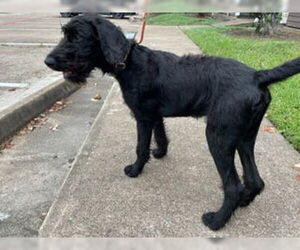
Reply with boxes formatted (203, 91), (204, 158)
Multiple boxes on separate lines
(124, 120), (154, 178)
(152, 118), (169, 159)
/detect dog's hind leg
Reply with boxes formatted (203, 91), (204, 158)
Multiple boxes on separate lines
(202, 120), (243, 231)
(237, 137), (265, 207)
(237, 107), (267, 207)
(152, 118), (169, 159)
(124, 120), (154, 177)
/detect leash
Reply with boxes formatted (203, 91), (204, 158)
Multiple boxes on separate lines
(137, 12), (147, 44)
(115, 13), (147, 70)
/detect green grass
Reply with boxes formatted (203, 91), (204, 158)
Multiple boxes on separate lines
(146, 13), (219, 26)
(184, 27), (300, 150)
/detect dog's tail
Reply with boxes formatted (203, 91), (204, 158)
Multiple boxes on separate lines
(255, 57), (300, 88)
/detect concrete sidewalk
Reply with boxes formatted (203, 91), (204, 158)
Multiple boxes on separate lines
(2, 239), (300, 250)
(40, 26), (300, 237)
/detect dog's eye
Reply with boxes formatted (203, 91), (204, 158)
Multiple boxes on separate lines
(63, 27), (78, 42)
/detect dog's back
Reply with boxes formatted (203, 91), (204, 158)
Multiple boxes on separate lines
(125, 47), (259, 118)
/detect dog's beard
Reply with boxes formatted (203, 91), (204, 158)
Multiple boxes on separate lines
(62, 62), (94, 84)
(63, 71), (89, 84)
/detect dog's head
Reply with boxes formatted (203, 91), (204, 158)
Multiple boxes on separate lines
(45, 15), (131, 83)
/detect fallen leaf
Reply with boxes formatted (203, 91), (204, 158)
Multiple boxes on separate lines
(92, 93), (102, 101)
(49, 99), (67, 113)
(27, 126), (34, 131)
(0, 112), (50, 152)
(16, 114), (48, 136)
(56, 101), (63, 105)
(0, 138), (14, 151)
(261, 126), (276, 133)
(8, 88), (16, 92)
(293, 163), (300, 171)
(19, 130), (27, 135)
(49, 124), (59, 131)
(295, 175), (300, 182)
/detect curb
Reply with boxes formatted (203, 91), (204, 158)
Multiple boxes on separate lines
(0, 75), (79, 143)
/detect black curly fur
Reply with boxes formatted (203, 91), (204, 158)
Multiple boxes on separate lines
(45, 14), (300, 231)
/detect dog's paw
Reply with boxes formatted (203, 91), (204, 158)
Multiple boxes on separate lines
(152, 148), (167, 159)
(239, 199), (252, 207)
(124, 165), (141, 178)
(239, 188), (254, 207)
(239, 181), (264, 207)
(202, 212), (225, 231)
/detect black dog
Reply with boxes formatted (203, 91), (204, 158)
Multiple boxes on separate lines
(45, 15), (300, 231)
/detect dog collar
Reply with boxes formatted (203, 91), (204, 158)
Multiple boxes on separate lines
(115, 62), (126, 70)
(114, 43), (134, 71)
(115, 53), (129, 70)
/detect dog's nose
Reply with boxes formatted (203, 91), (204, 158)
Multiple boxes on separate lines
(44, 56), (56, 68)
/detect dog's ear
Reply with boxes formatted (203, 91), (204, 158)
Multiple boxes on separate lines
(91, 17), (130, 67)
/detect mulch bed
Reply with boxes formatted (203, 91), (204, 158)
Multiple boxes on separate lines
(227, 27), (300, 41)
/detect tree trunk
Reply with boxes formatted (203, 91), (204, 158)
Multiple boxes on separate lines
(255, 13), (282, 36)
